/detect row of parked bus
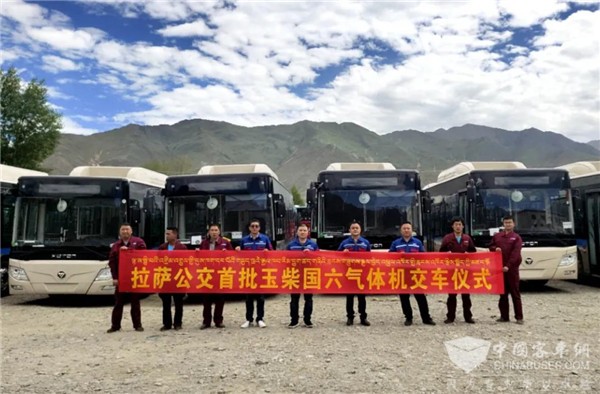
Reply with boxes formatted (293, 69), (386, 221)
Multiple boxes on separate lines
(1, 160), (598, 297)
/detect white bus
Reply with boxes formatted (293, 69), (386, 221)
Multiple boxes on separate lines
(165, 164), (296, 249)
(305, 163), (426, 250)
(9, 166), (166, 295)
(558, 161), (600, 281)
(1, 165), (47, 296)
(425, 162), (577, 285)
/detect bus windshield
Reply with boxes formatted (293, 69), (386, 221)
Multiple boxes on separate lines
(14, 197), (122, 247)
(168, 193), (274, 242)
(320, 189), (419, 236)
(472, 187), (573, 235)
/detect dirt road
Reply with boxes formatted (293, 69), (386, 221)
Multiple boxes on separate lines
(1, 281), (599, 393)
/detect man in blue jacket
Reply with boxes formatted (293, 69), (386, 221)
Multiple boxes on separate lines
(236, 218), (273, 328)
(338, 221), (371, 326)
(389, 221), (436, 326)
(287, 223), (319, 328)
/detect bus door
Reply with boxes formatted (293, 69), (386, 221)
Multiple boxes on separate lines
(585, 191), (600, 276)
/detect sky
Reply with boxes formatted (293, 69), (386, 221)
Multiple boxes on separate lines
(1, 0), (599, 142)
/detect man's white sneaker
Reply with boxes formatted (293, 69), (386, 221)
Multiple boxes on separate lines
(257, 320), (267, 328)
(240, 321), (252, 329)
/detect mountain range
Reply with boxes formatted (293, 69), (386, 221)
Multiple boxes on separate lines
(43, 120), (600, 191)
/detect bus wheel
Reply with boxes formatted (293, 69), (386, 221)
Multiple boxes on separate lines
(0, 274), (8, 297)
(1, 282), (8, 297)
(577, 250), (584, 282)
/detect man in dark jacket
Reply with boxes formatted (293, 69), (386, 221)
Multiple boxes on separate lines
(158, 227), (188, 331)
(107, 223), (147, 333)
(287, 223), (319, 328)
(389, 221), (435, 326)
(489, 215), (524, 324)
(440, 217), (477, 324)
(198, 223), (232, 329)
(338, 221), (371, 327)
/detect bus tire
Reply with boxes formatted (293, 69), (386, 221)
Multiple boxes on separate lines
(0, 272), (8, 297)
(577, 250), (584, 282)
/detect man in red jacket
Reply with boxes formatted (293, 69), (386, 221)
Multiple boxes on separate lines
(440, 217), (477, 324)
(107, 223), (147, 333)
(198, 223), (232, 329)
(158, 227), (188, 331)
(489, 215), (524, 324)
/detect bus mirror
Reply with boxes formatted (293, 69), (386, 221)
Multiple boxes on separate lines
(466, 180), (476, 202)
(422, 191), (432, 214)
(143, 196), (155, 212)
(274, 194), (285, 218)
(129, 200), (141, 224)
(306, 188), (317, 207)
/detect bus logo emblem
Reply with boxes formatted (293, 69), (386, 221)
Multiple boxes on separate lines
(525, 258), (534, 265)
(57, 271), (67, 279)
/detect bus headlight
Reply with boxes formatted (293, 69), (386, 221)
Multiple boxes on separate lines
(559, 254), (575, 267)
(9, 267), (29, 281)
(94, 268), (113, 281)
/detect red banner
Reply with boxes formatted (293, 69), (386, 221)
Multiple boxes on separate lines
(118, 250), (504, 294)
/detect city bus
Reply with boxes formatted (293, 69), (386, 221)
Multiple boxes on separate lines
(1, 165), (47, 296)
(558, 161), (600, 281)
(305, 163), (427, 250)
(425, 161), (577, 285)
(8, 166), (166, 295)
(164, 164), (295, 249)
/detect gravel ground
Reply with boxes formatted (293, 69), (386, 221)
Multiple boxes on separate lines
(1, 280), (599, 393)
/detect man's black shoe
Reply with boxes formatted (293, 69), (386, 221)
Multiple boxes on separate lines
(346, 318), (354, 326)
(160, 326), (171, 331)
(106, 327), (120, 333)
(496, 318), (510, 322)
(360, 320), (371, 326)
(465, 318), (476, 324)
(134, 327), (144, 332)
(423, 319), (436, 326)
(444, 319), (454, 324)
(404, 319), (413, 326)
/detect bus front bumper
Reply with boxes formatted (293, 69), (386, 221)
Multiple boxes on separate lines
(519, 246), (578, 281)
(8, 258), (115, 295)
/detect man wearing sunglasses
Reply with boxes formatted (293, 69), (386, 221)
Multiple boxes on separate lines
(236, 218), (273, 328)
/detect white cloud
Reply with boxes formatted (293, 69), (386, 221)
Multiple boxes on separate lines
(41, 55), (82, 73)
(2, 0), (598, 142)
(0, 49), (20, 65)
(46, 86), (73, 100)
(71, 114), (109, 123)
(27, 27), (103, 51)
(61, 117), (99, 135)
(498, 0), (569, 27)
(90, 0), (218, 21)
(0, 0), (57, 27)
(157, 20), (213, 37)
